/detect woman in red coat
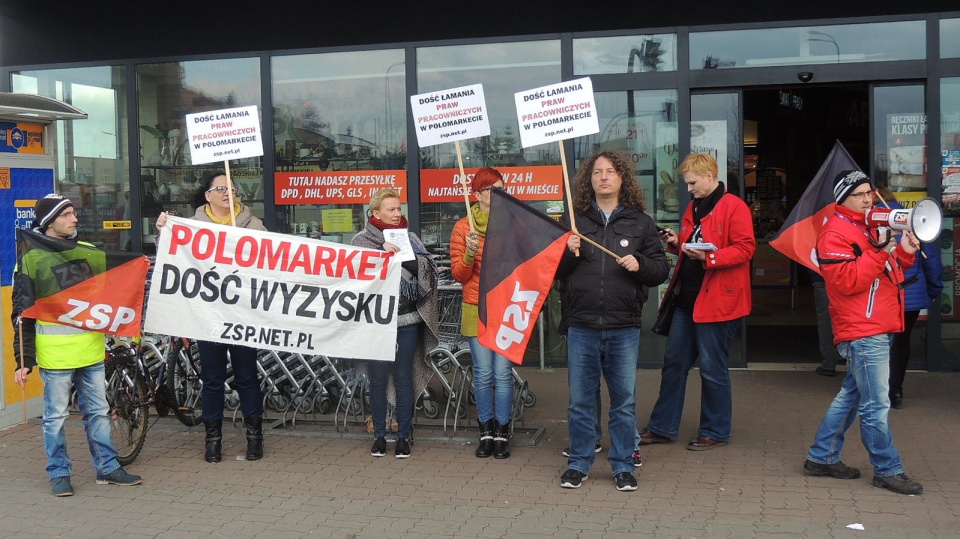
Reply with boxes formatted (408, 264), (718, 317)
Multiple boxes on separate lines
(639, 153), (755, 451)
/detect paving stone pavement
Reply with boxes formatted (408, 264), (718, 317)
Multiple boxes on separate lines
(1, 368), (958, 538)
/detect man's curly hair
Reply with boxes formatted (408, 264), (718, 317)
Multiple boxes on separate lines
(572, 150), (646, 214)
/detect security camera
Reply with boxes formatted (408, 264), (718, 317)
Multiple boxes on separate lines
(798, 72), (814, 83)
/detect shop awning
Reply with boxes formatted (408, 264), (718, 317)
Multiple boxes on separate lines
(0, 92), (87, 122)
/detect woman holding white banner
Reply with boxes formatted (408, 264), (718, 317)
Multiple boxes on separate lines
(156, 171), (267, 463)
(351, 188), (439, 459)
(449, 167), (515, 459)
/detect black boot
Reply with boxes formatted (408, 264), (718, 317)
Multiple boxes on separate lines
(245, 415), (264, 461)
(494, 421), (511, 459)
(475, 419), (494, 458)
(203, 419), (222, 463)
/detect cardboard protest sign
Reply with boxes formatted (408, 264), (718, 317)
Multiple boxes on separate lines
(185, 105), (263, 165)
(514, 77), (599, 148)
(144, 216), (401, 361)
(410, 84), (490, 147)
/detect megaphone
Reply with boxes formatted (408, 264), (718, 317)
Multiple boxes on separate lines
(866, 197), (943, 243)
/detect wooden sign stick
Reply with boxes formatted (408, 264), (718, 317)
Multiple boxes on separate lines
(559, 142), (579, 256)
(455, 140), (476, 232)
(224, 160), (237, 227)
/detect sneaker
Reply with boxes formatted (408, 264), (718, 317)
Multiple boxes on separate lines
(560, 468), (588, 489)
(815, 367), (837, 377)
(615, 471), (638, 491)
(631, 450), (643, 468)
(395, 438), (411, 459)
(51, 476), (73, 497)
(371, 436), (387, 457)
(803, 459), (861, 479)
(95, 467), (142, 486)
(872, 473), (923, 495)
(561, 443), (602, 457)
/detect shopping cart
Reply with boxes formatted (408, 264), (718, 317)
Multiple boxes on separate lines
(425, 284), (473, 435)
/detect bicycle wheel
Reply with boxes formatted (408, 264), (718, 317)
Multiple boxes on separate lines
(104, 358), (148, 466)
(166, 338), (204, 426)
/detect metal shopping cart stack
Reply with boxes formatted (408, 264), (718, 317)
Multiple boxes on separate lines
(424, 284), (473, 435)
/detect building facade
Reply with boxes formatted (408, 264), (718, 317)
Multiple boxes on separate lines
(2, 3), (959, 370)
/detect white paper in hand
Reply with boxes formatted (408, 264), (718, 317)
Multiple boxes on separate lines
(683, 242), (718, 251)
(383, 229), (415, 262)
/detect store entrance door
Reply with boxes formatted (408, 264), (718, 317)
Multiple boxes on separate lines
(742, 84), (870, 364)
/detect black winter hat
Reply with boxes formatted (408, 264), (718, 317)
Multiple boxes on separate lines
(833, 170), (873, 204)
(34, 193), (74, 232)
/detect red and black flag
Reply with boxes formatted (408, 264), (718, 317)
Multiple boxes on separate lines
(478, 189), (572, 364)
(15, 229), (150, 337)
(769, 140), (862, 274)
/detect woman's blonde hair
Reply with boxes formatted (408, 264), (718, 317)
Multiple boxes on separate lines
(678, 153), (719, 180)
(369, 188), (402, 213)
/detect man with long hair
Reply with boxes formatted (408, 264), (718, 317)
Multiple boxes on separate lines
(555, 151), (668, 491)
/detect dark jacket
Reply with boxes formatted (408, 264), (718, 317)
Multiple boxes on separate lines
(555, 204), (669, 331)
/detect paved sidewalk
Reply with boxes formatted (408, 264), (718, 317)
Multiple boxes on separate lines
(1, 368), (958, 538)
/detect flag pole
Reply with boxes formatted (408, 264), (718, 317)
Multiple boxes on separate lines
(455, 140), (476, 232)
(17, 319), (27, 425)
(559, 142), (579, 256)
(573, 231), (621, 259)
(224, 160), (237, 227)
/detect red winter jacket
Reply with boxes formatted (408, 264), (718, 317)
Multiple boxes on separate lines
(666, 193), (755, 323)
(816, 204), (914, 343)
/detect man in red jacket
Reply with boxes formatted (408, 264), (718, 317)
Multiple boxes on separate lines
(803, 170), (922, 495)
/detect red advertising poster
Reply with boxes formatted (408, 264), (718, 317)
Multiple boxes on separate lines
(420, 166), (562, 203)
(275, 170), (407, 205)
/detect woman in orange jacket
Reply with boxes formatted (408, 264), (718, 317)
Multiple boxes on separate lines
(449, 167), (512, 459)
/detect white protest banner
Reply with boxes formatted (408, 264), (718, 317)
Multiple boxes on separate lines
(185, 105), (264, 165)
(514, 77), (599, 148)
(410, 84), (490, 147)
(144, 216), (400, 361)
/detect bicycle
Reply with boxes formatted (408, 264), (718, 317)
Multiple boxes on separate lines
(103, 335), (204, 465)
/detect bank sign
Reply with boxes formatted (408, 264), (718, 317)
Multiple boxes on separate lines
(0, 121), (44, 154)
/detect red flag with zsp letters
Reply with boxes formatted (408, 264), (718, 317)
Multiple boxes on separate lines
(15, 229), (149, 337)
(478, 189), (572, 364)
(769, 140), (862, 274)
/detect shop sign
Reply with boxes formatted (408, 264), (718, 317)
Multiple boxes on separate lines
(274, 170), (407, 205)
(420, 166), (562, 203)
(0, 121), (44, 154)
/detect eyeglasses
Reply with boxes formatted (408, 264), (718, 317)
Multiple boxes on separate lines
(207, 186), (238, 194)
(479, 185), (504, 193)
(847, 190), (873, 200)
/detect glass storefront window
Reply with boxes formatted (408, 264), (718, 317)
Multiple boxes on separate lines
(690, 21), (926, 69)
(940, 77), (960, 369)
(942, 18), (960, 59)
(416, 40), (561, 256)
(11, 67), (129, 250)
(137, 58), (262, 252)
(872, 85), (926, 198)
(272, 49), (406, 245)
(573, 34), (677, 74)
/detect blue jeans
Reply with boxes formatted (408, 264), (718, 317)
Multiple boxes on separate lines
(566, 326), (639, 475)
(198, 341), (264, 420)
(369, 323), (420, 438)
(39, 363), (120, 478)
(645, 306), (738, 441)
(807, 334), (904, 477)
(469, 337), (514, 425)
